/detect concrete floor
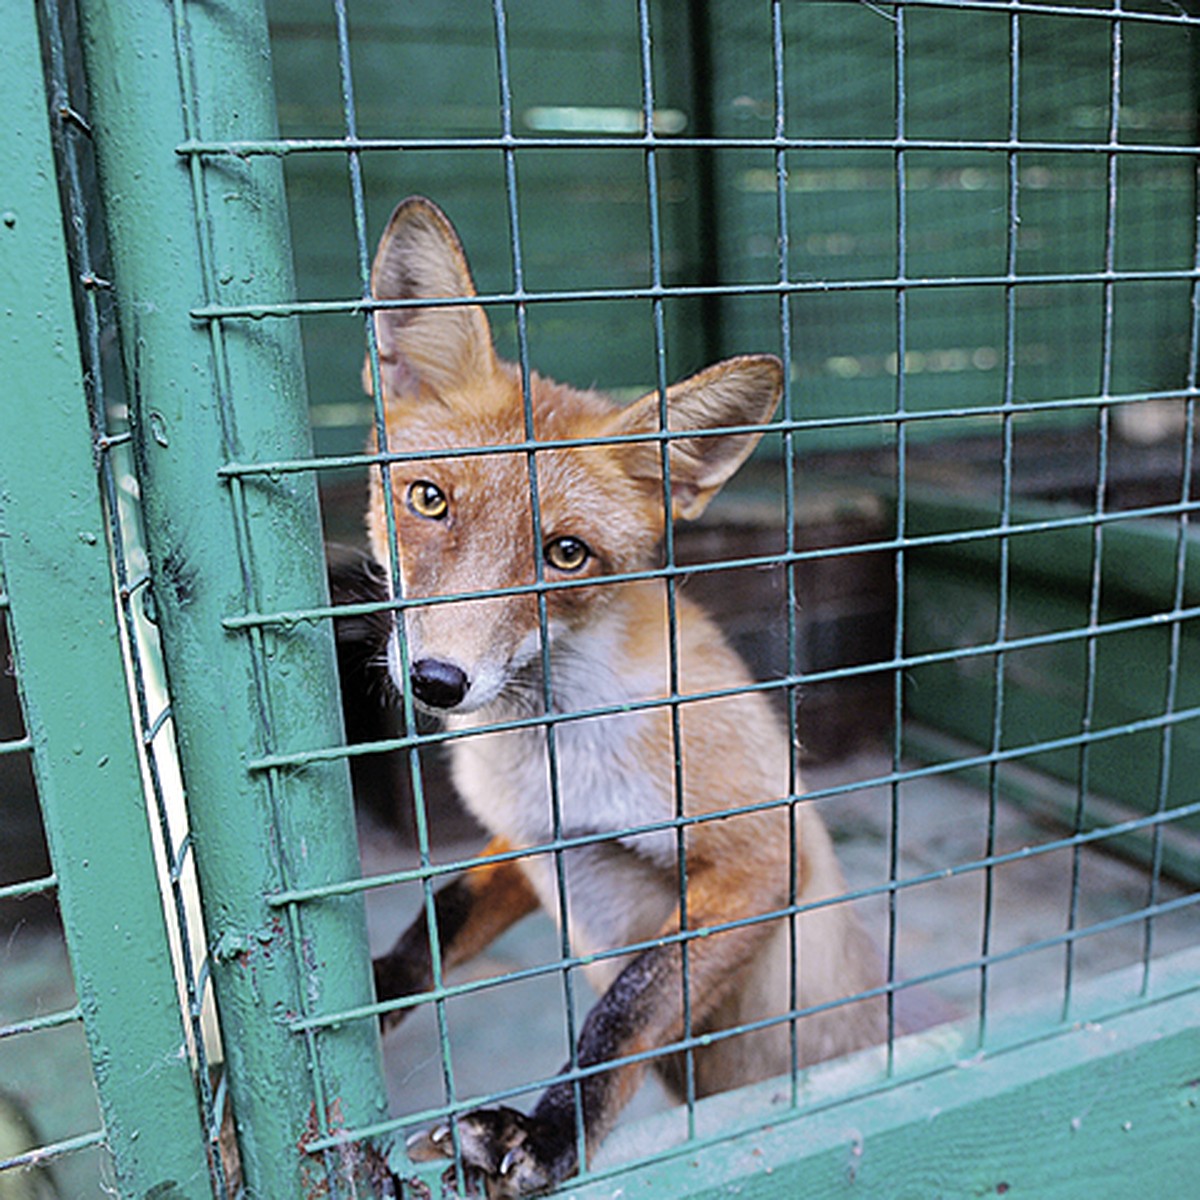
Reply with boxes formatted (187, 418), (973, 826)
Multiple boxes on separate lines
(361, 748), (1197, 1145)
(1, 748), (1194, 1195)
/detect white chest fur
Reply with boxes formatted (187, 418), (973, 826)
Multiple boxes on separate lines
(450, 617), (674, 848)
(446, 618), (680, 962)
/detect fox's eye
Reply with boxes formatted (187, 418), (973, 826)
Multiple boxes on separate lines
(544, 535), (591, 572)
(407, 480), (448, 520)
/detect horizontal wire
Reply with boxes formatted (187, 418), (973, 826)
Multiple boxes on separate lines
(867, 0), (1200, 27)
(248, 643), (1200, 775)
(191, 954), (213, 1020)
(0, 1128), (107, 1174)
(0, 872), (56, 902)
(232, 569), (1200, 761)
(192, 265), (1200, 324)
(223, 494), (1200, 637)
(306, 847), (1200, 1037)
(238, 592), (1200, 786)
(142, 705), (173, 745)
(177, 130), (1200, 160)
(168, 831), (193, 884)
(221, 415), (788, 479)
(215, 383), (1200, 480)
(118, 572), (152, 602)
(94, 430), (132, 453)
(0, 1004), (83, 1040)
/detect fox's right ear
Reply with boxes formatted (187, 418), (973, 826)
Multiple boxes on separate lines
(364, 197), (498, 401)
(610, 354), (783, 520)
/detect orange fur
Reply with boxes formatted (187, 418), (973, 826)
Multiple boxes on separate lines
(365, 198), (888, 1195)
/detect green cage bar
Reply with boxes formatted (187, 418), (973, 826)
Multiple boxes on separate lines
(72, 0), (388, 1194)
(0, 2), (211, 1191)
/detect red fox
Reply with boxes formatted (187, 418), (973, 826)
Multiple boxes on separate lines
(366, 198), (888, 1196)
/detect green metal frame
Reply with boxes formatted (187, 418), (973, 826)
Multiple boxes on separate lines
(67, 0), (390, 1194)
(4, 0), (390, 1195)
(0, 3), (210, 1190)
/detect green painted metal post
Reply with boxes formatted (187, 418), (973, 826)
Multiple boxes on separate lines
(72, 1), (389, 1194)
(0, 3), (212, 1192)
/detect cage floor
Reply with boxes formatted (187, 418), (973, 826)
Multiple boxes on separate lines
(362, 746), (1195, 1134)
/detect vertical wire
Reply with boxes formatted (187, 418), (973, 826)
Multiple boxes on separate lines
(685, 0), (722, 363)
(328, 0), (454, 1146)
(635, 0), (695, 1134)
(979, 7), (1022, 1049)
(332, 0), (409, 738)
(768, 0), (803, 1102)
(885, 1), (908, 1076)
(1062, 5), (1123, 1020)
(40, 2), (226, 1187)
(1141, 152), (1200, 992)
(490, 0), (587, 1167)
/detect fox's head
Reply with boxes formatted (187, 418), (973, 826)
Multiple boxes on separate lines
(364, 197), (782, 716)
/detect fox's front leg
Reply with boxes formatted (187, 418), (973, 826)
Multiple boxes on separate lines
(373, 836), (539, 1029)
(412, 878), (771, 1197)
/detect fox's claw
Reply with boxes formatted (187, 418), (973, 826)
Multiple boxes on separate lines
(404, 1107), (570, 1198)
(404, 1123), (451, 1162)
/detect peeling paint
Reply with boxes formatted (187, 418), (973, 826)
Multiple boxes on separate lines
(297, 1098), (398, 1199)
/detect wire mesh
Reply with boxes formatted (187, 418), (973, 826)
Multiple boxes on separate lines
(43, 1), (231, 1184)
(8, 0), (1200, 1196)
(1, 2), (227, 1193)
(230, 0), (1200, 1185)
(0, 667), (107, 1192)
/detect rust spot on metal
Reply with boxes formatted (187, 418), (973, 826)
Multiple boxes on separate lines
(298, 1098), (398, 1199)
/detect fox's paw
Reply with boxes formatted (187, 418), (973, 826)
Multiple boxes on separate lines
(406, 1107), (573, 1198)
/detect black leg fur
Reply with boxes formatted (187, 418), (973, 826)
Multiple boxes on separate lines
(373, 875), (476, 1028)
(414, 944), (682, 1197)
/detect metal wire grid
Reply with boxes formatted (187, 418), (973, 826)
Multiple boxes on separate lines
(0, 719), (109, 1173)
(9, 0), (1197, 1194)
(0, 3), (229, 1190)
(163, 0), (1200, 1183)
(0, 603), (108, 1180)
(0, 817), (102, 1179)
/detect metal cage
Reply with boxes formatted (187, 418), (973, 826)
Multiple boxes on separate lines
(2, 1), (1198, 1197)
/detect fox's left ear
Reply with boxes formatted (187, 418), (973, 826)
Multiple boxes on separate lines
(364, 196), (499, 403)
(610, 355), (783, 520)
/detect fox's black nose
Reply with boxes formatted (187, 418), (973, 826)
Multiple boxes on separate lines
(410, 658), (469, 710)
